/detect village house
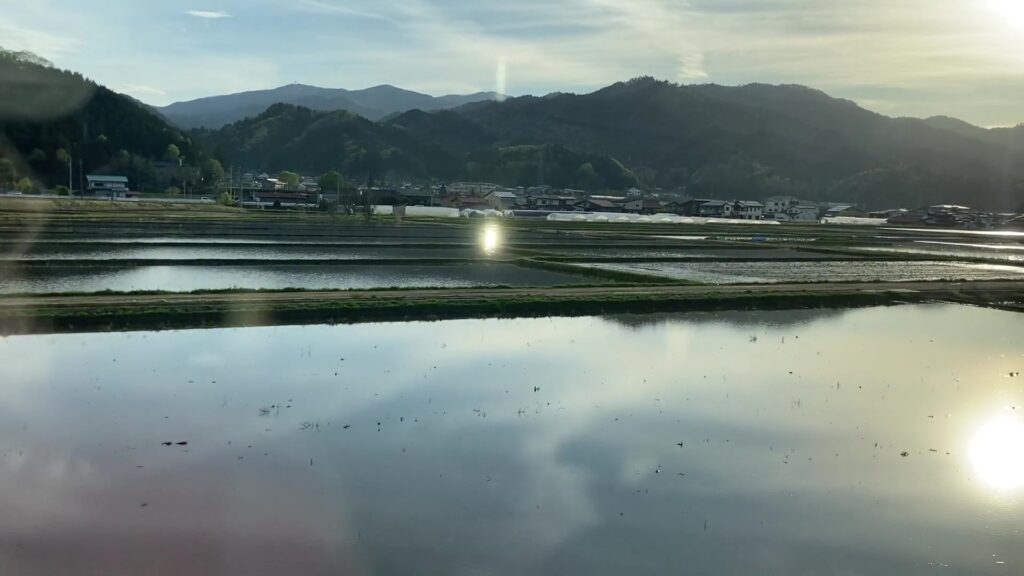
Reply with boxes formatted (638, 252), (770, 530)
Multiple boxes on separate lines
(679, 198), (713, 216)
(241, 190), (317, 209)
(85, 175), (131, 198)
(788, 205), (821, 221)
(575, 197), (622, 212)
(824, 204), (866, 218)
(764, 195), (799, 217)
(528, 195), (578, 210)
(485, 190), (519, 210)
(697, 200), (734, 218)
(622, 198), (666, 214)
(256, 174), (286, 190)
(734, 200), (764, 220)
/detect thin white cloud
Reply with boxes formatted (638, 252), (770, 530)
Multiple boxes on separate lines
(118, 83), (167, 98)
(295, 0), (395, 23)
(185, 10), (231, 19)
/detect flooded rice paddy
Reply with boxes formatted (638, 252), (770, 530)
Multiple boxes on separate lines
(0, 304), (1021, 574)
(851, 241), (1024, 263)
(0, 263), (592, 294)
(578, 260), (1024, 284)
(1, 245), (484, 261)
(535, 247), (849, 259)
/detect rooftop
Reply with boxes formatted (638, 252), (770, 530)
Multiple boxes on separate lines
(581, 198), (620, 208)
(86, 175), (128, 183)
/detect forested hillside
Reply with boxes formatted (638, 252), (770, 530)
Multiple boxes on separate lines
(195, 104), (639, 189)
(457, 78), (1024, 209)
(0, 48), (204, 192)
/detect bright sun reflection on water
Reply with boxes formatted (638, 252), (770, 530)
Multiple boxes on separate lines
(988, 0), (1024, 30)
(480, 224), (501, 255)
(970, 414), (1024, 491)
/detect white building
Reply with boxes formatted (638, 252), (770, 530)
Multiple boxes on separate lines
(775, 205), (820, 221)
(765, 195), (799, 216)
(734, 201), (764, 220)
(485, 190), (519, 210)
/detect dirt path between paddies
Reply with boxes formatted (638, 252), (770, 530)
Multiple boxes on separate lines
(2, 280), (1021, 310)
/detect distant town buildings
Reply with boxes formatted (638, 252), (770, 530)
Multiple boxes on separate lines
(204, 172), (1018, 229)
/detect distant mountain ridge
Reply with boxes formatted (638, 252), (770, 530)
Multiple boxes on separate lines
(923, 116), (1024, 151)
(189, 78), (1024, 210)
(3, 47), (1022, 210)
(155, 84), (503, 128)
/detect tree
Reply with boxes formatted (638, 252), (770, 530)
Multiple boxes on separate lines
(318, 170), (346, 192)
(27, 148), (46, 166)
(165, 186), (182, 197)
(164, 144), (181, 162)
(217, 191), (235, 206)
(0, 158), (15, 189)
(56, 148), (71, 166)
(16, 177), (35, 193)
(575, 162), (603, 190)
(55, 185), (70, 196)
(278, 171), (300, 189)
(200, 158), (225, 190)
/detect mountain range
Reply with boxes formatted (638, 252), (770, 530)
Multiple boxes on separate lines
(195, 78), (1024, 209)
(155, 84), (503, 129)
(1, 47), (1022, 210)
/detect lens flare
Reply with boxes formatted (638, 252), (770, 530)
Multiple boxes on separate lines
(495, 56), (507, 102)
(480, 224), (501, 255)
(969, 414), (1024, 491)
(988, 0), (1024, 30)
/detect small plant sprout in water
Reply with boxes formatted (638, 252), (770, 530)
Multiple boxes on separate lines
(480, 223), (502, 256)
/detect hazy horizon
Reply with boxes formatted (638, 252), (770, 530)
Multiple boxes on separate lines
(2, 0), (1024, 127)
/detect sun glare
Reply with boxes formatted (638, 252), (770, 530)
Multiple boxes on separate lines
(969, 414), (1024, 491)
(987, 0), (1024, 29)
(481, 224), (501, 255)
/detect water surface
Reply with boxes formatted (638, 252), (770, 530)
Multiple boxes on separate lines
(0, 263), (590, 293)
(851, 241), (1024, 263)
(578, 260), (1024, 284)
(0, 305), (1022, 575)
(2, 245), (482, 261)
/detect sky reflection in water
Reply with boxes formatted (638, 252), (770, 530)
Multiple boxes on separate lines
(0, 304), (1021, 575)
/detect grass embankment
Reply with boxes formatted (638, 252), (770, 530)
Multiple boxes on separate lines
(0, 196), (242, 214)
(514, 258), (682, 284)
(1, 281), (1020, 335)
(0, 257), (689, 285)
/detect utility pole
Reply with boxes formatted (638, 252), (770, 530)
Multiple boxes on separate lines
(68, 155), (73, 195)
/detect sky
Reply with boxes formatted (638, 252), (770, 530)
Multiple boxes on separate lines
(1, 0), (1023, 126)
